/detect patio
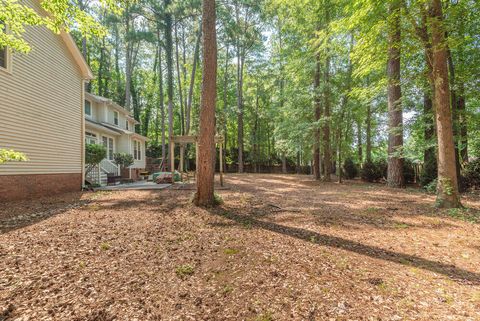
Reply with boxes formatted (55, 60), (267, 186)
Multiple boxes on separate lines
(93, 181), (171, 191)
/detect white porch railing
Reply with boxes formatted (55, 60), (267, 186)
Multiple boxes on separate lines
(100, 159), (120, 176)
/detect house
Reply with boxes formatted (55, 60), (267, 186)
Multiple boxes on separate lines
(0, 0), (93, 201)
(84, 92), (148, 185)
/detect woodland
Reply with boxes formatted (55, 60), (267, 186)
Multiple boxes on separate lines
(3, 0), (480, 207)
(2, 1), (480, 319)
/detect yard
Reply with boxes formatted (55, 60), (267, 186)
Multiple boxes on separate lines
(1, 174), (480, 320)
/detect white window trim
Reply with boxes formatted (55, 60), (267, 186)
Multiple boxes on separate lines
(113, 111), (119, 126)
(133, 140), (141, 161)
(0, 24), (12, 74)
(84, 99), (92, 118)
(102, 135), (115, 160)
(85, 132), (97, 145)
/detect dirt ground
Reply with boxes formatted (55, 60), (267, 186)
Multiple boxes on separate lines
(1, 174), (480, 321)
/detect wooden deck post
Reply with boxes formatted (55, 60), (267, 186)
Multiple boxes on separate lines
(179, 144), (185, 173)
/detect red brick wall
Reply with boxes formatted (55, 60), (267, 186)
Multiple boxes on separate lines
(0, 173), (82, 202)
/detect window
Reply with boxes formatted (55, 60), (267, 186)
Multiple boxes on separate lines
(134, 140), (141, 160)
(125, 120), (129, 130)
(108, 138), (114, 160)
(113, 111), (119, 126)
(0, 46), (6, 69)
(0, 22), (9, 71)
(85, 132), (97, 145)
(84, 100), (92, 117)
(102, 136), (114, 160)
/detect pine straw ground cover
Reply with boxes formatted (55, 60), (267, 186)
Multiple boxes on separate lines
(1, 174), (480, 321)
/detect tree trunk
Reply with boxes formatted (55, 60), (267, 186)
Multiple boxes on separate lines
(124, 5), (132, 111)
(164, 0), (175, 172)
(458, 88), (468, 163)
(236, 48), (245, 173)
(186, 24), (202, 135)
(222, 46), (229, 173)
(357, 120), (362, 163)
(113, 23), (122, 105)
(423, 92), (437, 184)
(195, 0), (217, 206)
(386, 0), (404, 188)
(313, 53), (322, 180)
(322, 4), (331, 182)
(296, 150), (301, 174)
(175, 22), (185, 136)
(447, 44), (463, 191)
(157, 33), (166, 165)
(429, 0), (461, 208)
(282, 154), (287, 174)
(366, 103), (372, 162)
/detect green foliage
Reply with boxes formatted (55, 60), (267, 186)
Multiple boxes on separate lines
(361, 159), (387, 183)
(463, 159), (480, 190)
(0, 149), (27, 164)
(424, 179), (438, 194)
(420, 156), (437, 187)
(343, 158), (358, 179)
(447, 208), (479, 224)
(0, 0), (125, 52)
(175, 264), (194, 279)
(85, 144), (106, 166)
(113, 153), (134, 169)
(403, 159), (415, 184)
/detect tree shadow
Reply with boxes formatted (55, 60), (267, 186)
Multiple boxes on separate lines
(208, 207), (480, 285)
(0, 192), (89, 235)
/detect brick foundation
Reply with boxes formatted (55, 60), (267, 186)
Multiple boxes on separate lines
(0, 173), (82, 202)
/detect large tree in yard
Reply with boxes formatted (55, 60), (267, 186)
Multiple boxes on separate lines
(386, 0), (404, 188)
(429, 0), (461, 208)
(195, 0), (217, 206)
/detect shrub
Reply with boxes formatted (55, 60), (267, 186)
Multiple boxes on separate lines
(424, 178), (437, 194)
(0, 149), (27, 164)
(361, 159), (387, 182)
(343, 158), (358, 179)
(113, 153), (134, 169)
(403, 159), (416, 184)
(463, 159), (480, 189)
(85, 144), (106, 167)
(420, 155), (437, 187)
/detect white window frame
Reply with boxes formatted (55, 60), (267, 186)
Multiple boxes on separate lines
(85, 132), (97, 145)
(113, 111), (119, 126)
(84, 100), (92, 118)
(134, 140), (141, 161)
(102, 135), (115, 161)
(125, 120), (129, 131)
(0, 23), (12, 74)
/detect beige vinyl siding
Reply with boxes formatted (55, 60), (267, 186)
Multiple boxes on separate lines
(0, 0), (84, 175)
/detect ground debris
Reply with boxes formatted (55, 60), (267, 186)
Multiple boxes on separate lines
(1, 174), (479, 320)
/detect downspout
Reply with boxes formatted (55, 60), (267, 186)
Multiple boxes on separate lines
(81, 80), (87, 189)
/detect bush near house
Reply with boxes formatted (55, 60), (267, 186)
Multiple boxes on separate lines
(85, 144), (107, 178)
(85, 144), (107, 166)
(0, 149), (27, 164)
(114, 153), (134, 170)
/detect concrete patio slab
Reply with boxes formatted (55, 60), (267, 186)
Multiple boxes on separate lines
(94, 181), (172, 191)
